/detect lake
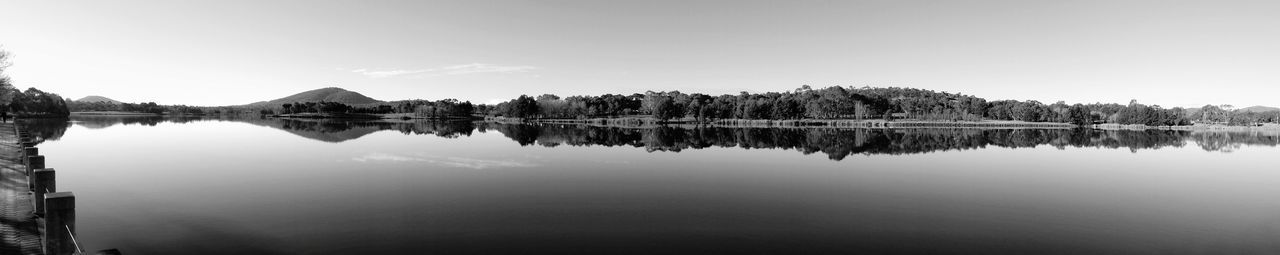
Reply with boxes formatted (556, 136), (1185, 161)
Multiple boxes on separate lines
(23, 116), (1280, 254)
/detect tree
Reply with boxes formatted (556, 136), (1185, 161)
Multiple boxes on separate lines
(472, 86), (1201, 126)
(771, 96), (803, 119)
(9, 87), (70, 117)
(0, 48), (18, 111)
(1067, 104), (1090, 125)
(987, 100), (1016, 120)
(503, 95), (539, 118)
(805, 87), (853, 119)
(652, 96), (681, 121)
(1010, 101), (1042, 121)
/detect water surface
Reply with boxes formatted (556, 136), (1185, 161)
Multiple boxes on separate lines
(25, 116), (1280, 254)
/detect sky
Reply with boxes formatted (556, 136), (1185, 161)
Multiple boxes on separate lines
(1, 0), (1277, 107)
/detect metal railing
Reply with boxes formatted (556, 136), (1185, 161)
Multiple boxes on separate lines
(65, 225), (85, 254)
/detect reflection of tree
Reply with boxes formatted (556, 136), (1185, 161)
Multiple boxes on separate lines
(17, 118), (72, 145)
(47, 116), (1280, 157)
(72, 115), (208, 129)
(486, 124), (1280, 160)
(63, 115), (478, 143)
(1190, 131), (1280, 152)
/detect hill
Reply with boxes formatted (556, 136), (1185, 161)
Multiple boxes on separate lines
(1239, 106), (1280, 113)
(76, 95), (123, 104)
(248, 87), (382, 106)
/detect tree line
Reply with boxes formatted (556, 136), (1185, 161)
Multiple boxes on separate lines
(66, 101), (207, 115)
(274, 99), (475, 118)
(486, 86), (1274, 126)
(1, 49), (70, 118)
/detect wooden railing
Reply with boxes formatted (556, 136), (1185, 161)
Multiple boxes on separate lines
(15, 122), (117, 255)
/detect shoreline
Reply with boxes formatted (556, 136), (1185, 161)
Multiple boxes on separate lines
(1092, 123), (1280, 132)
(68, 113), (1280, 132)
(270, 113), (474, 120)
(71, 111), (160, 116)
(487, 117), (1077, 129)
(0, 122), (43, 253)
(70, 111), (203, 116)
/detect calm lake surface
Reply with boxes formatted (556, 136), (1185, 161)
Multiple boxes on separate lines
(23, 116), (1280, 254)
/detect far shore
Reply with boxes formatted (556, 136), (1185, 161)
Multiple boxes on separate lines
(271, 112), (473, 120)
(66, 112), (1280, 132)
(1093, 123), (1280, 132)
(487, 116), (1077, 129)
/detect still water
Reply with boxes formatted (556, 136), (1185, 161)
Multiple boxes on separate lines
(23, 116), (1280, 254)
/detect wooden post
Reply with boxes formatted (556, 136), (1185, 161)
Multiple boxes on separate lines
(33, 169), (55, 216)
(44, 192), (77, 255)
(22, 147), (37, 167)
(27, 155), (43, 190)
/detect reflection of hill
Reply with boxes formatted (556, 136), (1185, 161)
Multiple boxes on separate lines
(281, 127), (378, 143)
(237, 118), (383, 143)
(235, 118), (475, 143)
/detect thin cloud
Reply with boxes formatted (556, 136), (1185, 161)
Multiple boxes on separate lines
(351, 153), (419, 162)
(350, 68), (429, 78)
(350, 63), (536, 79)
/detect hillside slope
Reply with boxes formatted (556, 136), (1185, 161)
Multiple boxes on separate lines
(249, 87), (382, 106)
(76, 95), (123, 104)
(1239, 106), (1280, 113)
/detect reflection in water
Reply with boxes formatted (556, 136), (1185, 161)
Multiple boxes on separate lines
(484, 124), (1210, 160)
(16, 118), (72, 146)
(1189, 132), (1280, 152)
(70, 115), (208, 129)
(39, 116), (1280, 160)
(351, 152), (538, 169)
(549, 126), (1271, 157)
(242, 118), (475, 143)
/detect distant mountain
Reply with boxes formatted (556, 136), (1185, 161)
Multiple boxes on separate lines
(76, 95), (122, 104)
(248, 87), (382, 106)
(1239, 106), (1280, 113)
